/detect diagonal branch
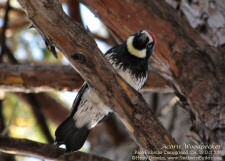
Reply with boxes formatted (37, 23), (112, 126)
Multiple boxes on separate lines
(17, 0), (184, 160)
(82, 0), (225, 155)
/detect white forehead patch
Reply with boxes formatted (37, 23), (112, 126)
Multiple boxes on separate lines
(126, 30), (153, 58)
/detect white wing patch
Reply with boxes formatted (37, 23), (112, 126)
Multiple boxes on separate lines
(74, 89), (112, 129)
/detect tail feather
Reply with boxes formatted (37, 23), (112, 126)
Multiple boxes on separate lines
(54, 117), (90, 152)
(65, 126), (90, 152)
(55, 117), (75, 145)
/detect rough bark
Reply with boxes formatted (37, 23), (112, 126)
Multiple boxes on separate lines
(0, 136), (112, 161)
(82, 0), (225, 156)
(0, 64), (83, 92)
(166, 0), (225, 47)
(0, 64), (171, 92)
(67, 0), (82, 24)
(17, 0), (184, 160)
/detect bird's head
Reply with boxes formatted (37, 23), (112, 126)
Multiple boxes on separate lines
(126, 30), (156, 59)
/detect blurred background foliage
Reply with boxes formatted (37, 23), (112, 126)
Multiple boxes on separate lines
(0, 0), (55, 142)
(0, 0), (112, 160)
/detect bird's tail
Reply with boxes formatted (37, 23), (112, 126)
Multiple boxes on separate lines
(54, 117), (90, 152)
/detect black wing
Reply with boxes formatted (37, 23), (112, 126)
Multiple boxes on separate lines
(69, 82), (88, 117)
(54, 83), (90, 152)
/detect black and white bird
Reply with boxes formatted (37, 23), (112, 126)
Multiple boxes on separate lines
(54, 30), (156, 152)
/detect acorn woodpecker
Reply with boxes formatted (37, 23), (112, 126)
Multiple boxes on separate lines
(54, 30), (156, 152)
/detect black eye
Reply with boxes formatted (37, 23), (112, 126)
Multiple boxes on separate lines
(147, 42), (154, 48)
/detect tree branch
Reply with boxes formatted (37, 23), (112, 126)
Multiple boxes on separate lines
(67, 0), (82, 24)
(0, 64), (83, 92)
(82, 0), (225, 154)
(17, 0), (183, 160)
(0, 64), (171, 92)
(0, 136), (112, 161)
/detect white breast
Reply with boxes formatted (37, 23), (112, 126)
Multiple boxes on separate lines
(117, 67), (147, 91)
(74, 53), (147, 129)
(106, 53), (147, 91)
(74, 89), (112, 129)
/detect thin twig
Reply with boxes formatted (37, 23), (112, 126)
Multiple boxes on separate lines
(25, 94), (54, 143)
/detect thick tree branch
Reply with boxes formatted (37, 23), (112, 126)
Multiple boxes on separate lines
(82, 0), (225, 154)
(0, 136), (112, 161)
(0, 64), (83, 92)
(67, 0), (82, 24)
(17, 0), (183, 160)
(0, 64), (171, 92)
